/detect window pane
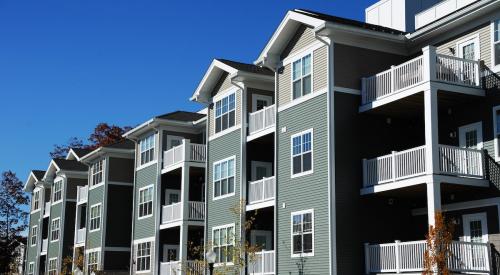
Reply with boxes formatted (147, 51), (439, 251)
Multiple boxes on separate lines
(293, 215), (302, 233)
(293, 80), (302, 99)
(222, 114), (228, 130)
(228, 177), (234, 194)
(221, 179), (228, 195)
(303, 233), (313, 253)
(228, 159), (234, 177)
(228, 94), (235, 111)
(303, 152), (312, 172)
(222, 97), (228, 113)
(216, 101), (222, 117)
(495, 20), (499, 42)
(292, 136), (302, 156)
(293, 156), (302, 174)
(302, 133), (311, 152)
(302, 55), (311, 75)
(214, 164), (220, 181)
(303, 213), (312, 232)
(216, 117), (222, 133)
(495, 43), (500, 66)
(221, 162), (228, 178)
(292, 60), (301, 80)
(228, 111), (235, 128)
(293, 235), (302, 253)
(303, 75), (312, 95)
(215, 181), (221, 197)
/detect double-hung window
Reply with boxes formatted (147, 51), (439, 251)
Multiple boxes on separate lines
(136, 242), (151, 272)
(90, 204), (101, 231)
(138, 186), (153, 218)
(291, 130), (313, 176)
(30, 226), (37, 246)
(212, 224), (235, 263)
(32, 189), (40, 211)
(51, 218), (60, 241)
(87, 251), (99, 272)
(291, 210), (314, 256)
(139, 134), (155, 166)
(213, 157), (235, 198)
(27, 262), (34, 275)
(494, 20), (500, 68)
(215, 93), (236, 133)
(292, 54), (312, 100)
(53, 181), (62, 203)
(48, 259), (57, 275)
(90, 160), (104, 187)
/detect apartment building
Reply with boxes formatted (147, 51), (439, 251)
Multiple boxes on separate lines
(70, 140), (135, 274)
(124, 111), (207, 275)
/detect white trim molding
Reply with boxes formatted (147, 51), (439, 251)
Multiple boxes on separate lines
(137, 184), (154, 220)
(290, 129), (314, 178)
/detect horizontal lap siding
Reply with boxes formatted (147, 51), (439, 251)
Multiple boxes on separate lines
(26, 211), (41, 264)
(209, 74), (242, 137)
(133, 163), (157, 240)
(280, 25), (316, 60)
(48, 202), (62, 259)
(313, 46), (328, 92)
(277, 93), (330, 275)
(87, 184), (104, 249)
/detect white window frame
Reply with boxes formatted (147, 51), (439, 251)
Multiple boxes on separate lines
(458, 121), (483, 149)
(87, 250), (100, 273)
(90, 159), (104, 188)
(493, 106), (500, 161)
(52, 180), (63, 204)
(139, 134), (156, 167)
(291, 209), (315, 258)
(32, 189), (40, 212)
(251, 94), (273, 112)
(50, 218), (60, 242)
(291, 53), (313, 100)
(212, 223), (235, 265)
(456, 34), (481, 60)
(48, 258), (57, 275)
(492, 19), (500, 72)
(136, 241), (152, 273)
(27, 262), (34, 275)
(89, 203), (102, 232)
(30, 225), (37, 246)
(138, 185), (154, 219)
(214, 92), (236, 134)
(212, 156), (236, 200)
(462, 212), (489, 242)
(290, 129), (314, 178)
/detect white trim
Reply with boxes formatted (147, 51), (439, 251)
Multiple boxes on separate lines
(456, 34), (481, 60)
(463, 212), (489, 242)
(89, 159), (105, 189)
(52, 179), (63, 204)
(89, 203), (102, 233)
(208, 124), (242, 142)
(30, 225), (38, 247)
(137, 184), (154, 220)
(47, 257), (58, 275)
(290, 52), (314, 102)
(27, 262), (34, 275)
(138, 133), (156, 167)
(50, 217), (61, 243)
(493, 105), (500, 161)
(251, 94), (273, 112)
(491, 19), (500, 72)
(290, 209), (315, 258)
(212, 156), (236, 200)
(278, 88), (327, 112)
(165, 135), (185, 150)
(458, 121), (483, 149)
(133, 236), (155, 244)
(282, 40), (324, 66)
(333, 86), (361, 95)
(212, 86), (238, 102)
(136, 160), (158, 171)
(211, 223), (236, 265)
(135, 240), (153, 273)
(290, 129), (314, 178)
(214, 91), (237, 134)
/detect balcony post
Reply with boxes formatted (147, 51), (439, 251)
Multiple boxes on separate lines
(362, 159), (368, 187)
(182, 139), (188, 162)
(424, 88), (439, 174)
(390, 65), (396, 92)
(426, 181), (441, 226)
(179, 224), (189, 265)
(181, 163), (190, 221)
(391, 151), (397, 182)
(364, 243), (370, 275)
(422, 46), (437, 82)
(395, 240), (401, 274)
(361, 78), (367, 104)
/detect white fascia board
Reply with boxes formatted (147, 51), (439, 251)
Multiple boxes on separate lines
(65, 149), (81, 161)
(42, 160), (61, 182)
(191, 59), (238, 103)
(123, 118), (155, 139)
(23, 172), (38, 192)
(80, 147), (134, 163)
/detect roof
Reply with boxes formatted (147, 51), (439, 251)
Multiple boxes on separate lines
(216, 59), (274, 76)
(53, 159), (88, 172)
(71, 148), (93, 157)
(155, 111), (206, 122)
(104, 139), (135, 150)
(294, 9), (407, 35)
(32, 170), (46, 181)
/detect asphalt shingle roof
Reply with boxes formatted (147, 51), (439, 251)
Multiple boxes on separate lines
(156, 111), (205, 122)
(104, 139), (135, 150)
(216, 59), (274, 76)
(71, 148), (94, 158)
(32, 170), (46, 181)
(53, 159), (88, 172)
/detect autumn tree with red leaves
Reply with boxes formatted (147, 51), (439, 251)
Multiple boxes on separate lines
(423, 212), (455, 275)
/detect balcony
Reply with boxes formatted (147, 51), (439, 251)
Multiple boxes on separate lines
(76, 185), (88, 204)
(44, 202), (51, 217)
(415, 0), (478, 29)
(162, 141), (206, 172)
(362, 145), (486, 193)
(365, 240), (490, 274)
(248, 250), (275, 275)
(247, 177), (275, 210)
(41, 238), (48, 254)
(75, 228), (86, 245)
(159, 260), (203, 275)
(360, 48), (482, 112)
(248, 104), (276, 141)
(161, 201), (205, 227)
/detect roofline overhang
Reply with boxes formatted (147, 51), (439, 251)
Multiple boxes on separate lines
(24, 171), (43, 192)
(315, 21), (407, 43)
(190, 59), (238, 103)
(80, 146), (135, 164)
(124, 117), (202, 140)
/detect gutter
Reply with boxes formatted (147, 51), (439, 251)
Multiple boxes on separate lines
(314, 21), (407, 43)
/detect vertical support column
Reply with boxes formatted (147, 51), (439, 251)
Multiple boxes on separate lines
(422, 46), (437, 82)
(364, 243), (370, 275)
(180, 163), (190, 265)
(426, 181), (441, 226)
(424, 88), (439, 174)
(395, 240), (401, 274)
(179, 224), (189, 267)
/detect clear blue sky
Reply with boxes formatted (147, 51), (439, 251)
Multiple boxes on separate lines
(0, 0), (375, 183)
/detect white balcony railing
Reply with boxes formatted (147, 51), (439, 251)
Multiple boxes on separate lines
(76, 185), (88, 204)
(361, 49), (481, 106)
(415, 0), (478, 29)
(248, 250), (275, 275)
(249, 104), (276, 136)
(163, 141), (206, 169)
(160, 261), (181, 275)
(248, 177), (275, 205)
(75, 228), (86, 244)
(363, 145), (484, 187)
(365, 240), (490, 274)
(161, 201), (205, 224)
(44, 202), (51, 217)
(160, 261), (204, 275)
(41, 238), (48, 253)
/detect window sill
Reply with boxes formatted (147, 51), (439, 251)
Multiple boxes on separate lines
(213, 193), (235, 201)
(89, 228), (100, 233)
(50, 239), (59, 243)
(30, 209), (41, 215)
(89, 182), (104, 191)
(291, 170), (314, 179)
(209, 125), (241, 142)
(136, 161), (157, 171)
(291, 252), (314, 258)
(52, 200), (62, 206)
(137, 214), (153, 220)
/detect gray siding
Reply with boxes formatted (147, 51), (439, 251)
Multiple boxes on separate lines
(281, 25), (316, 60)
(133, 163), (157, 240)
(26, 210), (41, 266)
(87, 184), (104, 249)
(48, 201), (62, 259)
(277, 93), (330, 275)
(108, 157), (134, 183)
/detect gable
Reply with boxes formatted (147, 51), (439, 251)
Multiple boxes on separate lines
(280, 25), (317, 60)
(211, 72), (233, 97)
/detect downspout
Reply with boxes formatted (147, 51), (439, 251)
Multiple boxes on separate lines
(202, 102), (210, 272)
(128, 137), (138, 274)
(152, 126), (163, 275)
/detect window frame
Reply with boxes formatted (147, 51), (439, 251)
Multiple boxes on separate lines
(455, 34), (481, 61)
(87, 250), (100, 273)
(48, 258), (57, 275)
(291, 53), (313, 100)
(50, 218), (60, 242)
(492, 19), (500, 72)
(493, 105), (500, 161)
(27, 262), (34, 275)
(90, 159), (104, 188)
(139, 134), (156, 167)
(212, 156), (236, 200)
(214, 92), (236, 134)
(30, 225), (37, 246)
(52, 180), (63, 204)
(32, 189), (40, 212)
(290, 209), (315, 258)
(212, 223), (235, 265)
(138, 185), (154, 219)
(136, 241), (152, 272)
(290, 129), (314, 178)
(89, 203), (102, 232)
(462, 212), (489, 242)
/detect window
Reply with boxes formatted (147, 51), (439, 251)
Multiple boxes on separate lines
(213, 157), (235, 198)
(30, 226), (37, 246)
(90, 160), (104, 186)
(291, 130), (313, 176)
(291, 210), (314, 257)
(48, 258), (57, 275)
(90, 204), (101, 231)
(53, 180), (62, 203)
(87, 251), (99, 272)
(32, 189), (40, 211)
(51, 218), (60, 241)
(215, 93), (236, 133)
(494, 20), (500, 67)
(27, 262), (34, 275)
(138, 186), (153, 218)
(136, 242), (152, 272)
(212, 224), (235, 263)
(139, 134), (155, 166)
(292, 54), (312, 100)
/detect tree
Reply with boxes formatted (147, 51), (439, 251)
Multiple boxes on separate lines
(0, 171), (29, 274)
(50, 123), (132, 158)
(423, 212), (455, 275)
